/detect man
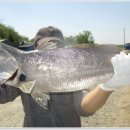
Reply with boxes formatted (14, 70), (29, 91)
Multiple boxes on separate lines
(32, 26), (93, 127)
(0, 26), (130, 127)
(33, 26), (130, 125)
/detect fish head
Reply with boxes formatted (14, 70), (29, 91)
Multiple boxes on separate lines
(0, 45), (20, 86)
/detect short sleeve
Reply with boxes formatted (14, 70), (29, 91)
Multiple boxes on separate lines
(0, 84), (20, 103)
(73, 90), (94, 117)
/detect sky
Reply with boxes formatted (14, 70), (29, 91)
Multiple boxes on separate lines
(0, 1), (130, 45)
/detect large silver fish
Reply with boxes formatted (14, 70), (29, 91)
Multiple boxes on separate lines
(0, 42), (120, 109)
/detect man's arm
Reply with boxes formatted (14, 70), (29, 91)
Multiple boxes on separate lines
(81, 86), (112, 113)
(81, 52), (130, 114)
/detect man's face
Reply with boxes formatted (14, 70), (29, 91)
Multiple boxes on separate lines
(36, 40), (65, 50)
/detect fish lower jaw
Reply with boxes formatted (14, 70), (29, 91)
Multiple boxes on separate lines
(5, 68), (21, 87)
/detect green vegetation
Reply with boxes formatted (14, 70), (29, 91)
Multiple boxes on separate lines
(64, 30), (95, 46)
(29, 38), (35, 43)
(64, 36), (76, 46)
(0, 23), (95, 47)
(0, 23), (29, 47)
(76, 31), (94, 44)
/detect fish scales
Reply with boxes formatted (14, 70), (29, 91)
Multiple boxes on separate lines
(0, 43), (118, 93)
(0, 43), (120, 109)
(13, 46), (115, 93)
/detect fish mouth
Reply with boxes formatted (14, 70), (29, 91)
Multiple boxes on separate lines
(5, 68), (21, 86)
(7, 69), (18, 81)
(0, 69), (18, 85)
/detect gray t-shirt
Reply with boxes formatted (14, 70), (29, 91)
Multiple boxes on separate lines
(0, 75), (93, 127)
(21, 90), (92, 127)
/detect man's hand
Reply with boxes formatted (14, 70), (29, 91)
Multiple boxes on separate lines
(99, 52), (130, 91)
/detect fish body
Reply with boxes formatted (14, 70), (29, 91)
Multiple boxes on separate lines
(0, 42), (120, 109)
(0, 43), (119, 92)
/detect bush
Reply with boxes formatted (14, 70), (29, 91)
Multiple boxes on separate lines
(0, 23), (29, 47)
(76, 30), (94, 44)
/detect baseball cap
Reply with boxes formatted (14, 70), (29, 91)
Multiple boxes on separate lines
(35, 26), (65, 49)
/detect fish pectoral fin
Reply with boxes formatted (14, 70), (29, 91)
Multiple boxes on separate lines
(31, 91), (51, 110)
(18, 80), (36, 94)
